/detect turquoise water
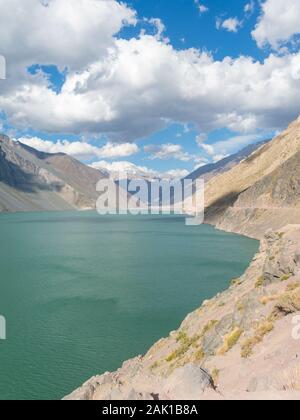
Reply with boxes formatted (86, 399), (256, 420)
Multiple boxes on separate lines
(0, 212), (258, 400)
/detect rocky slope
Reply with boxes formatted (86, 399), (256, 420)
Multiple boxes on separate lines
(212, 150), (300, 238)
(203, 117), (300, 239)
(0, 135), (106, 212)
(65, 225), (300, 400)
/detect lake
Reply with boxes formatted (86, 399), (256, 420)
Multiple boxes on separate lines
(0, 211), (258, 400)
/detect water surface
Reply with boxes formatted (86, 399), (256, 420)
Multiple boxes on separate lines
(0, 212), (258, 400)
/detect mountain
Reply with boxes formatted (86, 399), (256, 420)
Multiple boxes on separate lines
(186, 140), (270, 182)
(0, 135), (106, 212)
(201, 117), (300, 238)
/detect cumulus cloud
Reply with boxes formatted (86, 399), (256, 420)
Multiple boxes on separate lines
(90, 160), (189, 180)
(144, 144), (192, 162)
(145, 18), (170, 43)
(252, 0), (300, 50)
(1, 1), (300, 144)
(198, 133), (265, 162)
(2, 35), (300, 140)
(216, 17), (243, 33)
(17, 137), (139, 160)
(196, 133), (207, 146)
(0, 0), (136, 73)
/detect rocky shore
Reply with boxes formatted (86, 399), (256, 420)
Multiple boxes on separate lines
(65, 224), (300, 400)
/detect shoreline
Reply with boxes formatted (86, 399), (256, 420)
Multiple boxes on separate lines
(65, 224), (300, 400)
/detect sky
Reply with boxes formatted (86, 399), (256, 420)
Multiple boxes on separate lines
(0, 0), (300, 179)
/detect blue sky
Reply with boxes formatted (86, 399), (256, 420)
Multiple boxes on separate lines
(122, 0), (264, 60)
(0, 0), (300, 178)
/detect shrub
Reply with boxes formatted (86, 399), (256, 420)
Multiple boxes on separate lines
(166, 332), (200, 362)
(241, 321), (273, 358)
(217, 327), (243, 356)
(237, 302), (245, 312)
(260, 295), (279, 306)
(286, 282), (300, 292)
(201, 320), (218, 337)
(231, 278), (242, 287)
(281, 274), (292, 282)
(193, 348), (205, 362)
(273, 289), (300, 316)
(255, 276), (264, 288)
(211, 368), (220, 385)
(150, 361), (160, 370)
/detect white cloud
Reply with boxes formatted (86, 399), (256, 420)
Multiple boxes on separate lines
(1, 2), (300, 143)
(252, 0), (300, 50)
(201, 143), (215, 156)
(198, 133), (265, 163)
(244, 1), (255, 15)
(95, 142), (139, 159)
(196, 133), (207, 146)
(212, 154), (228, 163)
(216, 17), (243, 33)
(166, 169), (189, 178)
(0, 0), (136, 73)
(90, 160), (155, 178)
(146, 18), (170, 43)
(194, 1), (209, 14)
(90, 160), (188, 180)
(0, 55), (5, 80)
(17, 137), (139, 160)
(144, 144), (191, 162)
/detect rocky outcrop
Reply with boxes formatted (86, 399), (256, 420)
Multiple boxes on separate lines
(65, 225), (300, 400)
(203, 117), (300, 239)
(0, 135), (106, 212)
(211, 150), (300, 239)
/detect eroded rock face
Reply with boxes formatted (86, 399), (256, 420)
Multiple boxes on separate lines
(64, 364), (215, 401)
(203, 117), (300, 239)
(0, 135), (106, 212)
(65, 225), (300, 401)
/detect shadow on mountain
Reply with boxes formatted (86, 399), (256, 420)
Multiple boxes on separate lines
(204, 190), (242, 220)
(0, 155), (52, 193)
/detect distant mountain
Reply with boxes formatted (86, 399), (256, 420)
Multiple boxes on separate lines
(185, 140), (270, 182)
(0, 135), (106, 212)
(202, 116), (300, 238)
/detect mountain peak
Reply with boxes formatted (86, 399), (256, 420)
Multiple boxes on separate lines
(0, 134), (106, 212)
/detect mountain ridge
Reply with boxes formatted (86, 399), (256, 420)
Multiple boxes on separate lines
(0, 134), (106, 212)
(186, 139), (270, 182)
(201, 116), (300, 238)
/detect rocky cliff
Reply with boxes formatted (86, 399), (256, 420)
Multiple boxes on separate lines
(0, 135), (106, 212)
(65, 225), (300, 400)
(203, 117), (300, 239)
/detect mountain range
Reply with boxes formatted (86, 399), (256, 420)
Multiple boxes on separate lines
(0, 133), (268, 214)
(1, 115), (300, 240)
